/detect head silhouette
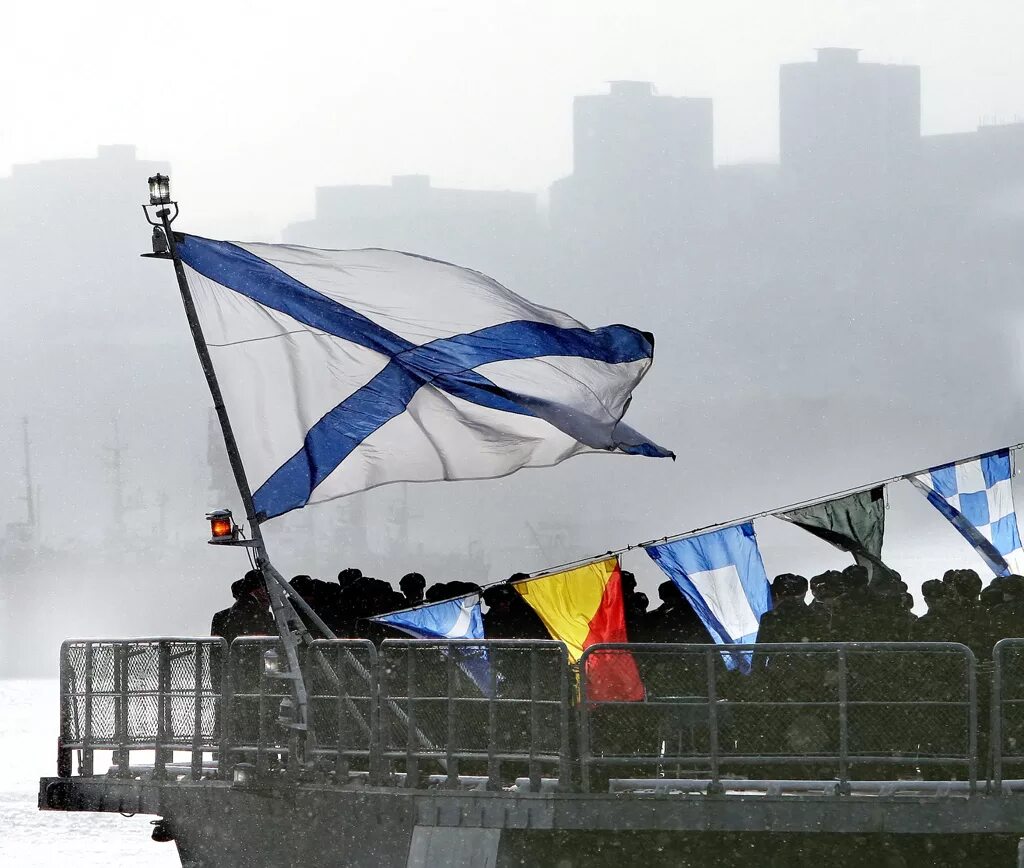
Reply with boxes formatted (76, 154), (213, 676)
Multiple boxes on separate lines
(399, 572), (426, 604)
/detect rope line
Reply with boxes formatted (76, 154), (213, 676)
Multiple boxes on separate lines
(374, 441), (1024, 616)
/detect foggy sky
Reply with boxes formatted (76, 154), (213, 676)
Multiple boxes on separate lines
(3, 2), (1024, 666)
(3, 1), (1023, 239)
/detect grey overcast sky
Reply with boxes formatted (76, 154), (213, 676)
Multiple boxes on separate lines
(3, 0), (1023, 236)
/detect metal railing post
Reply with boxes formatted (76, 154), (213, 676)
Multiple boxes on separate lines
(118, 643), (132, 778)
(705, 648), (720, 790)
(837, 646), (849, 787)
(220, 639), (233, 781)
(368, 644), (382, 786)
(578, 649), (592, 793)
(528, 647), (541, 792)
(486, 647), (500, 790)
(405, 649), (420, 788)
(445, 648), (459, 788)
(81, 642), (94, 777)
(155, 642), (171, 779)
(57, 643), (72, 778)
(559, 644), (571, 792)
(191, 642), (205, 780)
(254, 644), (268, 775)
(967, 647), (978, 793)
(333, 643), (351, 780)
(994, 640), (1006, 791)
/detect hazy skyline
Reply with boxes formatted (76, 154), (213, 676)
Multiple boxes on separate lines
(3, 1), (1024, 667)
(4, 1), (1024, 238)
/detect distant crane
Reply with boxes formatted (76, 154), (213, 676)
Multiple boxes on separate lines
(105, 418), (127, 542)
(21, 417), (36, 534)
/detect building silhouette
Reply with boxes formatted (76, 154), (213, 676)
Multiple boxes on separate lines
(550, 80), (714, 242)
(4, 54), (1024, 593)
(923, 121), (1024, 215)
(282, 173), (541, 282)
(780, 48), (920, 189)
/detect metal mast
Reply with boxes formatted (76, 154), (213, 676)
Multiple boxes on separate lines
(142, 175), (318, 770)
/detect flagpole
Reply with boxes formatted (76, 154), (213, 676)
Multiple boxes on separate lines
(142, 176), (312, 769)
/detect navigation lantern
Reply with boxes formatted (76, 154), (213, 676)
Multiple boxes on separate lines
(148, 174), (171, 205)
(206, 509), (237, 543)
(232, 762), (255, 789)
(263, 649), (282, 677)
(278, 696), (295, 726)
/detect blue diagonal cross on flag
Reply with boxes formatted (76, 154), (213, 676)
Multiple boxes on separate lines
(178, 236), (672, 518)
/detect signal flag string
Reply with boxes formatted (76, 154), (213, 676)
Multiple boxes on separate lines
(336, 440), (1024, 622)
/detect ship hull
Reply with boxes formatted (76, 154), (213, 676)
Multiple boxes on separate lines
(40, 777), (1024, 867)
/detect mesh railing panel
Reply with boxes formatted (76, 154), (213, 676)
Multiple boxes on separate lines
(224, 637), (290, 775)
(307, 639), (379, 780)
(579, 642), (977, 791)
(993, 639), (1024, 783)
(56, 637), (988, 792)
(59, 638), (226, 779)
(378, 640), (570, 789)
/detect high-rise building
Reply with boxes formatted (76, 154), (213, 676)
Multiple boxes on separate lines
(572, 80), (713, 185)
(779, 48), (920, 185)
(550, 81), (713, 239)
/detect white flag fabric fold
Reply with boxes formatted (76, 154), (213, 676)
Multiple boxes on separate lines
(178, 236), (672, 519)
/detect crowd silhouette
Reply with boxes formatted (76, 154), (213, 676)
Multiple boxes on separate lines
(208, 561), (1024, 793)
(210, 562), (1024, 659)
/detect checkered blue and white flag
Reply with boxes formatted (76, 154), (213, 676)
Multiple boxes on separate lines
(177, 236), (673, 519)
(909, 448), (1024, 577)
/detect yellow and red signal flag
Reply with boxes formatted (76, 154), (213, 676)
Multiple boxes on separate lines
(514, 557), (644, 701)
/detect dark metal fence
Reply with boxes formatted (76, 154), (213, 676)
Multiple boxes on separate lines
(222, 637), (289, 776)
(578, 642), (977, 792)
(55, 637), (995, 793)
(377, 639), (571, 790)
(307, 639), (380, 783)
(59, 638), (225, 780)
(991, 638), (1024, 786)
(223, 638), (382, 782)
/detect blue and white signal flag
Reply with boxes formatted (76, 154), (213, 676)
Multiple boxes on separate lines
(373, 595), (491, 694)
(373, 594), (485, 642)
(645, 522), (773, 650)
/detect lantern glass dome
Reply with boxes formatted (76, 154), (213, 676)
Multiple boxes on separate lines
(263, 649), (282, 676)
(148, 174), (171, 205)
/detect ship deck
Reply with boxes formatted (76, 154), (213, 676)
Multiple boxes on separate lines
(38, 636), (1024, 865)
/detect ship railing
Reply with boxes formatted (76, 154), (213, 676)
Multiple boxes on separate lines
(223, 637), (290, 777)
(306, 639), (380, 784)
(57, 637), (994, 793)
(58, 638), (226, 781)
(991, 638), (1024, 787)
(578, 641), (978, 793)
(223, 637), (381, 781)
(377, 639), (572, 791)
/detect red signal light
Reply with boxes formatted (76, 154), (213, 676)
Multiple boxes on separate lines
(206, 509), (237, 543)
